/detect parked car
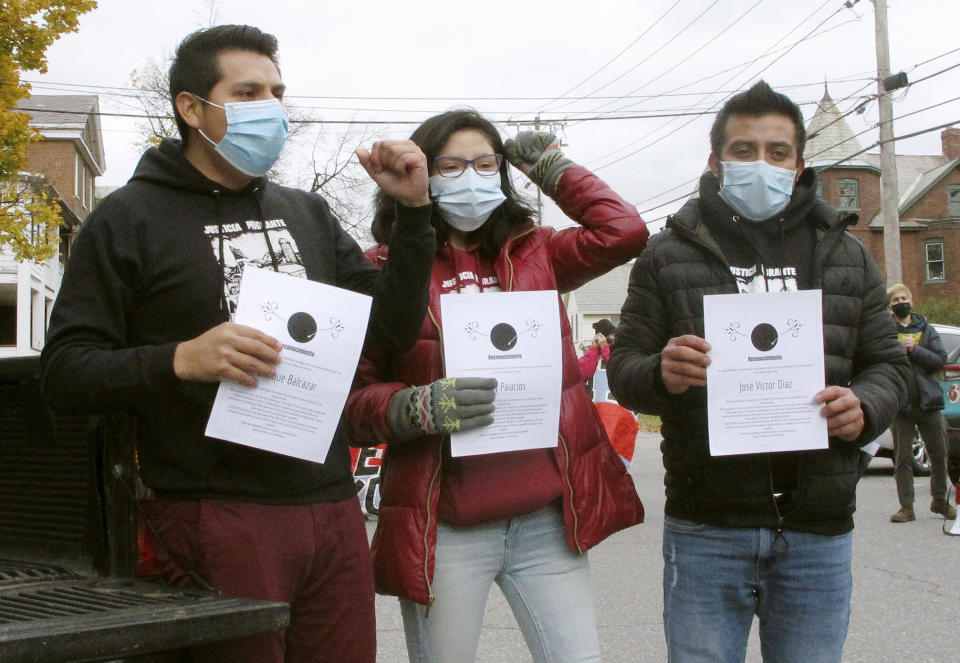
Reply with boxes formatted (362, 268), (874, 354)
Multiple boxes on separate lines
(873, 323), (960, 479)
(941, 343), (960, 483)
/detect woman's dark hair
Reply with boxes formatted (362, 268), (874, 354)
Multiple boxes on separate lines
(169, 25), (280, 146)
(370, 109), (536, 260)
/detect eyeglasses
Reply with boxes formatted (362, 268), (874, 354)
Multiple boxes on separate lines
(433, 153), (503, 178)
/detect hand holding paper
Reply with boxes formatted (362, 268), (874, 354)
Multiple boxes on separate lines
(661, 335), (712, 394)
(174, 321), (282, 387)
(204, 267), (372, 464)
(814, 385), (864, 441)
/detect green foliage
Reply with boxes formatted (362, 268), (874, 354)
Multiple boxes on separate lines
(1, 1), (97, 260)
(919, 297), (960, 327)
(636, 413), (662, 433)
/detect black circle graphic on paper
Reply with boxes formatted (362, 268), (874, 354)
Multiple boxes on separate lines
(490, 323), (518, 351)
(751, 323), (779, 351)
(287, 312), (318, 343)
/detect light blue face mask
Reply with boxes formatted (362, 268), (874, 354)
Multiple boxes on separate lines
(717, 160), (797, 221)
(196, 97), (289, 177)
(429, 169), (506, 232)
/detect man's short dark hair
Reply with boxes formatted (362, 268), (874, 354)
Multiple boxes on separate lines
(593, 319), (616, 337)
(168, 24), (280, 145)
(709, 80), (806, 157)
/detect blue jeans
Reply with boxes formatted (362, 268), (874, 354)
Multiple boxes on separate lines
(662, 516), (852, 663)
(400, 502), (601, 663)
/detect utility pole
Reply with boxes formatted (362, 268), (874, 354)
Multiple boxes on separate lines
(533, 114), (542, 221)
(507, 114), (567, 224)
(872, 0), (903, 285)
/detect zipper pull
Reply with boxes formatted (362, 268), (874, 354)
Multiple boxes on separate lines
(773, 528), (789, 554)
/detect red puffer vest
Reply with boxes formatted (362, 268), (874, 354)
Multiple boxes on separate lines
(345, 166), (647, 606)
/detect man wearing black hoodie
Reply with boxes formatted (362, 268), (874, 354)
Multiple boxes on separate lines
(609, 82), (908, 662)
(40, 25), (435, 663)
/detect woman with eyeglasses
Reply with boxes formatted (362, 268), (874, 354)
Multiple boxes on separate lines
(347, 109), (648, 663)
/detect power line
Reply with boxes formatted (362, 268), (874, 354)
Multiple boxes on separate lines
(818, 119), (960, 172)
(804, 94), (960, 164)
(575, 0), (766, 117)
(13, 102), (829, 125)
(585, 1), (846, 170)
(633, 118), (960, 220)
(16, 75), (876, 102)
(545, 0), (724, 113)
(581, 0), (836, 122)
(532, 0), (684, 112)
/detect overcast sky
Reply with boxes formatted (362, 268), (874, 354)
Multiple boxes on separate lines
(28, 0), (960, 231)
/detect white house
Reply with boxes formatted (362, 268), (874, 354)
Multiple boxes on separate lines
(565, 262), (633, 353)
(1, 95), (103, 357)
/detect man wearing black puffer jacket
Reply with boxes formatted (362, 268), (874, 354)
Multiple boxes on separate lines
(887, 283), (955, 523)
(609, 81), (909, 663)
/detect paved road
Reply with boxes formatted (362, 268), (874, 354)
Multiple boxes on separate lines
(368, 433), (960, 662)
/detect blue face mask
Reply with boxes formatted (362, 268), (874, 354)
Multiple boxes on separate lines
(429, 169), (506, 232)
(717, 160), (797, 221)
(196, 97), (289, 177)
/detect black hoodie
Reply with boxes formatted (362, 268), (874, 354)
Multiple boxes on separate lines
(41, 138), (435, 502)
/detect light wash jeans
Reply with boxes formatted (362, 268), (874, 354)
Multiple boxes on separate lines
(662, 516), (852, 663)
(400, 502), (601, 663)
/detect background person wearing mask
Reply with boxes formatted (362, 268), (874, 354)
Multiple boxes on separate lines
(40, 24), (435, 663)
(579, 318), (616, 381)
(346, 110), (646, 663)
(887, 283), (956, 523)
(609, 81), (908, 663)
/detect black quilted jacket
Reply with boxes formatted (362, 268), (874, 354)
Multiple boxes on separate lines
(609, 181), (909, 535)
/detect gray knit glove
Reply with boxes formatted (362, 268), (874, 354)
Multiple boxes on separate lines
(386, 377), (497, 440)
(503, 131), (575, 198)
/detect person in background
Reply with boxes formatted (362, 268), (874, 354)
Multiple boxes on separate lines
(608, 81), (909, 663)
(40, 24), (435, 663)
(581, 318), (637, 465)
(579, 318), (616, 380)
(887, 283), (956, 522)
(345, 109), (647, 663)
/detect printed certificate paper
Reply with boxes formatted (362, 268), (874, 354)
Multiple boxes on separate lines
(205, 267), (371, 464)
(704, 290), (828, 456)
(441, 291), (562, 457)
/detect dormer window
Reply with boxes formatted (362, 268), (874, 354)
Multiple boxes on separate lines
(948, 185), (960, 217)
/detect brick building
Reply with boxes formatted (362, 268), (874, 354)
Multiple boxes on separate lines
(805, 89), (960, 308)
(0, 95), (103, 356)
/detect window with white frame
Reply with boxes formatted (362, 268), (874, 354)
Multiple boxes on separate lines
(948, 185), (960, 217)
(838, 179), (859, 210)
(925, 239), (946, 282)
(74, 154), (80, 197)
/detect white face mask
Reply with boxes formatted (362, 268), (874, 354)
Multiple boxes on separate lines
(429, 169), (506, 232)
(717, 160), (796, 221)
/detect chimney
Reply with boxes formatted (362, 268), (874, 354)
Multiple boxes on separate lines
(942, 128), (960, 160)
